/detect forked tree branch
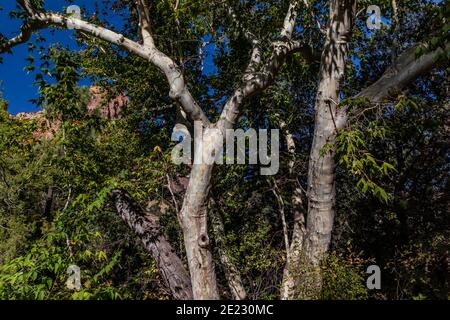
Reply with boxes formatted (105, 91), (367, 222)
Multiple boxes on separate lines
(217, 1), (315, 130)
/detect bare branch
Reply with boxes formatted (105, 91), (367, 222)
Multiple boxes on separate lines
(17, 0), (36, 15)
(135, 0), (155, 47)
(216, 1), (319, 130)
(217, 40), (313, 130)
(130, 1), (210, 125)
(0, 1), (43, 52)
(277, 117), (307, 300)
(271, 179), (290, 263)
(280, 1), (298, 40)
(337, 42), (448, 128)
(358, 44), (448, 103)
(1, 3), (211, 126)
(205, 1), (323, 131)
(0, 21), (46, 53)
(244, 38), (262, 77)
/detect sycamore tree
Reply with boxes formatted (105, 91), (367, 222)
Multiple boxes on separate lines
(0, 0), (448, 300)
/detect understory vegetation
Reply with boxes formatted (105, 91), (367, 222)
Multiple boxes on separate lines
(0, 0), (448, 300)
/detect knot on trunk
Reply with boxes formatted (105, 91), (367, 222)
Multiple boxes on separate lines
(169, 88), (181, 100)
(198, 233), (210, 248)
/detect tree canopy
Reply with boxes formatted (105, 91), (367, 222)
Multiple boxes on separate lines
(0, 0), (448, 300)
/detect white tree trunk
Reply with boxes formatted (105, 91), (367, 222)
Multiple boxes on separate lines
(302, 0), (356, 298)
(282, 0), (356, 299)
(6, 0), (446, 301)
(178, 126), (222, 300)
(179, 162), (219, 299)
(282, 0), (446, 299)
(278, 122), (306, 299)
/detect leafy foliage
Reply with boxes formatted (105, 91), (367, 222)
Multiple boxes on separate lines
(0, 0), (448, 300)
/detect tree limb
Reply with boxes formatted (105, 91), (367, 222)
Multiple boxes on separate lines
(280, 1), (298, 40)
(278, 118), (306, 299)
(110, 189), (193, 300)
(217, 1), (315, 130)
(225, 5), (262, 77)
(135, 0), (154, 47)
(2, 1), (211, 126)
(17, 0), (36, 15)
(336, 42), (448, 128)
(358, 44), (448, 102)
(0, 20), (48, 53)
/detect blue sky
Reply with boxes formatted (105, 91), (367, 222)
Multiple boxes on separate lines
(0, 1), (96, 114)
(0, 0), (219, 115)
(1, 1), (441, 115)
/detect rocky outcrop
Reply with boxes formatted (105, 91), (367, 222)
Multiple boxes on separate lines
(15, 111), (61, 140)
(15, 87), (128, 139)
(87, 86), (128, 120)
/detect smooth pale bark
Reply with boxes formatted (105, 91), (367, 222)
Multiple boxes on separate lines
(173, 1), (306, 299)
(4, 1), (217, 299)
(282, 0), (357, 300)
(174, 123), (228, 299)
(217, 2), (313, 131)
(3, 0), (312, 300)
(279, 184), (305, 299)
(179, 162), (219, 299)
(279, 122), (306, 299)
(110, 189), (193, 300)
(282, 12), (447, 300)
(0, 2), (210, 126)
(303, 0), (356, 298)
(355, 44), (448, 103)
(336, 43), (448, 129)
(217, 41), (313, 131)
